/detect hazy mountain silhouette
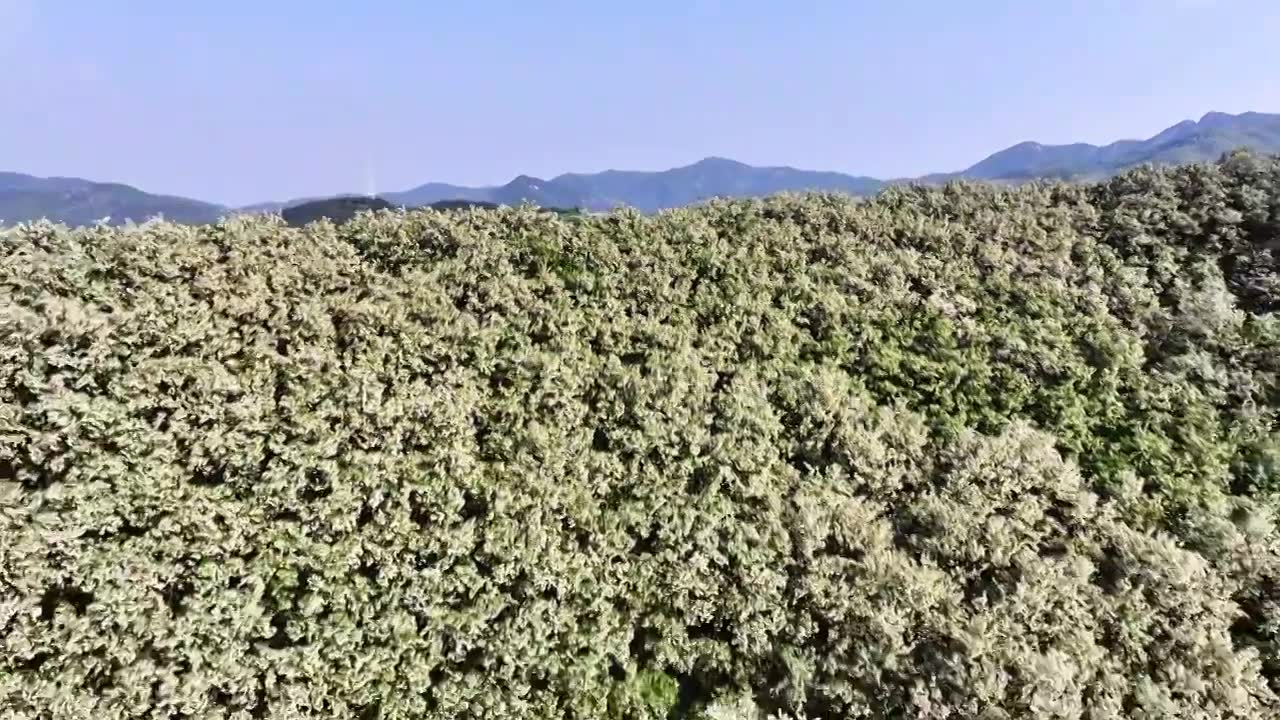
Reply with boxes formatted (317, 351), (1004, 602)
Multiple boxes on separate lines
(919, 110), (1280, 183)
(382, 157), (885, 212)
(0, 173), (225, 226)
(5, 110), (1280, 226)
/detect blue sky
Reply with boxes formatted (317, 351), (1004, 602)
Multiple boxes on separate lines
(2, 0), (1278, 205)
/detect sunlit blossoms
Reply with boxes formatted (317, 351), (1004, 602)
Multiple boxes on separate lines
(2, 151), (1279, 718)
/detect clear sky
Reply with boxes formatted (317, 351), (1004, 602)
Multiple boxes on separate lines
(2, 0), (1278, 206)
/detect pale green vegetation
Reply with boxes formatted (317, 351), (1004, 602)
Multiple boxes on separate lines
(2, 151), (1279, 718)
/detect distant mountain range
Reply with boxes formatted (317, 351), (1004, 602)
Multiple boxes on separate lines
(908, 110), (1280, 184)
(375, 159), (885, 213)
(4, 110), (1279, 227)
(0, 172), (226, 226)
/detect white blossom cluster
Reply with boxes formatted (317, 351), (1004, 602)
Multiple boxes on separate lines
(2, 151), (1279, 718)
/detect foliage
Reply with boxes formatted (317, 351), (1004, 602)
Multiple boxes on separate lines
(3, 151), (1280, 718)
(280, 197), (583, 229)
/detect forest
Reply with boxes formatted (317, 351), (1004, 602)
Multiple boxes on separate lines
(2, 150), (1279, 719)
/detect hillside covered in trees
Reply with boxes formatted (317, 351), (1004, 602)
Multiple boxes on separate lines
(2, 152), (1280, 718)
(278, 197), (583, 228)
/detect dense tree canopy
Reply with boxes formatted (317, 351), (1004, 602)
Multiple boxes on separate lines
(2, 151), (1279, 718)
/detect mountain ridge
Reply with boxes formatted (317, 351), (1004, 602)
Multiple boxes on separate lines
(0, 172), (226, 226)
(936, 110), (1280, 183)
(4, 110), (1279, 226)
